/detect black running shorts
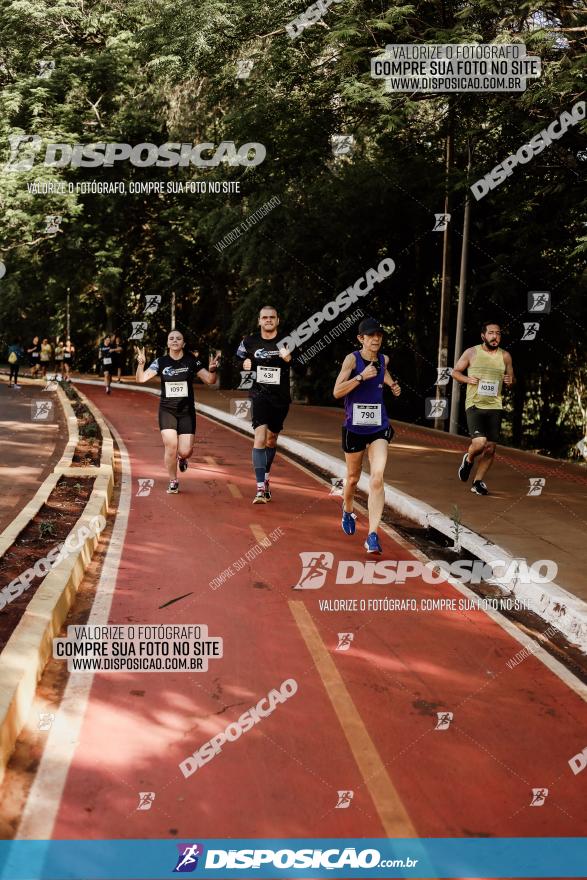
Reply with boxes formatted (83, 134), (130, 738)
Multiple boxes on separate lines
(251, 397), (290, 433)
(158, 408), (196, 435)
(466, 406), (502, 442)
(342, 424), (394, 453)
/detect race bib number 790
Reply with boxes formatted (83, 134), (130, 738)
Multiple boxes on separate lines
(352, 404), (382, 426)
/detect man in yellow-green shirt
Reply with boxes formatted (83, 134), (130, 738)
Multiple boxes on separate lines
(452, 322), (514, 495)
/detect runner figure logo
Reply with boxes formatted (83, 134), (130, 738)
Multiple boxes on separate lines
(137, 792), (156, 811)
(130, 321), (149, 341)
(435, 711), (453, 730)
(435, 367), (452, 386)
(37, 59), (55, 79)
(4, 133), (43, 172)
(336, 633), (354, 652)
(144, 294), (162, 315)
(173, 844), (204, 873)
(238, 370), (255, 390)
(236, 59), (254, 78)
(32, 400), (53, 420)
(335, 790), (354, 809)
(38, 712), (55, 731)
(521, 322), (539, 341)
(329, 477), (344, 496)
(426, 398), (448, 419)
(136, 478), (155, 497)
(433, 213), (451, 231)
(292, 552), (334, 590)
(530, 788), (548, 806)
(44, 214), (62, 234)
(527, 478), (546, 496)
(528, 291), (551, 313)
(232, 399), (252, 419)
(331, 134), (354, 157)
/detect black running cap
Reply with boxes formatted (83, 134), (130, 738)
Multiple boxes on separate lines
(358, 317), (383, 335)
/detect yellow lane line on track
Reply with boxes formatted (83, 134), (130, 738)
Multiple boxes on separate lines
(227, 483), (243, 499)
(288, 600), (417, 838)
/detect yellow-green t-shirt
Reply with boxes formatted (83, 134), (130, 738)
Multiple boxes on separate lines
(465, 345), (505, 410)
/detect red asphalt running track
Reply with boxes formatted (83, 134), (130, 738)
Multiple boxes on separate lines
(27, 385), (587, 841)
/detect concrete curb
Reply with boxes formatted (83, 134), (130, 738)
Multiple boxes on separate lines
(0, 385), (75, 558)
(71, 380), (587, 652)
(0, 384), (115, 783)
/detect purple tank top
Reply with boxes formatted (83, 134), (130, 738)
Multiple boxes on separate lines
(343, 351), (389, 434)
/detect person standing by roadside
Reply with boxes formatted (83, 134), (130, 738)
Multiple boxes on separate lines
(7, 340), (24, 388)
(27, 335), (41, 377)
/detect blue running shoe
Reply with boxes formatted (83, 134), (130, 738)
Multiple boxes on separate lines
(364, 532), (382, 554)
(341, 509), (356, 535)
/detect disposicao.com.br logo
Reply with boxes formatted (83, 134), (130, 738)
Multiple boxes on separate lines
(4, 135), (266, 171)
(198, 846), (417, 871)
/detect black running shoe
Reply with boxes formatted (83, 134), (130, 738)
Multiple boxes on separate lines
(471, 480), (489, 495)
(178, 457), (188, 473)
(264, 480), (271, 501)
(167, 480), (179, 494)
(458, 452), (473, 482)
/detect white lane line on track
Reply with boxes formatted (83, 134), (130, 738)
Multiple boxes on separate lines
(14, 420), (132, 840)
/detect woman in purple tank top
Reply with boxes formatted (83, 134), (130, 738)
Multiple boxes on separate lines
(333, 317), (401, 554)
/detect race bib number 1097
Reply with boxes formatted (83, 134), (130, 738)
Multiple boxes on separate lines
(166, 381), (188, 398)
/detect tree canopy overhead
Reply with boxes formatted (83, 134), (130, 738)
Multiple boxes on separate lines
(1, 0), (585, 455)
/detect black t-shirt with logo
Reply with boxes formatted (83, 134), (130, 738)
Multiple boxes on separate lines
(236, 333), (300, 405)
(100, 343), (113, 369)
(148, 352), (204, 413)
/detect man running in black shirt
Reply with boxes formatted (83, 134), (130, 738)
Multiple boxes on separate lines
(135, 329), (219, 494)
(236, 305), (302, 503)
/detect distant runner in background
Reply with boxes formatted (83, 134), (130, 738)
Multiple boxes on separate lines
(135, 330), (219, 494)
(452, 321), (515, 496)
(54, 338), (64, 376)
(112, 335), (125, 383)
(63, 338), (75, 380)
(333, 317), (401, 555)
(7, 340), (24, 388)
(99, 335), (113, 394)
(27, 335), (41, 378)
(40, 338), (53, 378)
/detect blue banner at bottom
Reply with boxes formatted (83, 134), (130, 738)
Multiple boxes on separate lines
(1, 838), (586, 879)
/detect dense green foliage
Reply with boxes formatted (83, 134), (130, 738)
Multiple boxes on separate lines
(0, 0), (585, 455)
